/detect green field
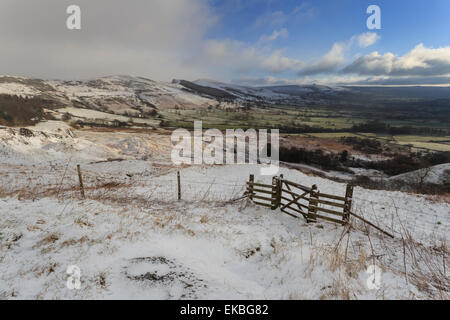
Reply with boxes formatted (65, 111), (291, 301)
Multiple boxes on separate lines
(159, 108), (370, 130)
(158, 104), (450, 152)
(303, 132), (450, 152)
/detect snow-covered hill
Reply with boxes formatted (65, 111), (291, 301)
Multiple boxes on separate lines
(192, 79), (344, 101)
(389, 163), (450, 185)
(1, 162), (448, 299)
(0, 75), (219, 116)
(0, 122), (173, 166)
(2, 75), (450, 117)
(0, 126), (448, 300)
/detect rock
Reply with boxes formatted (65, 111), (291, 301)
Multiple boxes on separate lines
(19, 128), (34, 137)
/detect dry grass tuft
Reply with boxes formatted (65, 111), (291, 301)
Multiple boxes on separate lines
(200, 215), (209, 224)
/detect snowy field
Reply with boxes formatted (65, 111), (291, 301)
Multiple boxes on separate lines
(0, 82), (39, 97)
(0, 125), (448, 300)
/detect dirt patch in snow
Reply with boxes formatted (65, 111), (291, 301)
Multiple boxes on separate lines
(123, 256), (207, 299)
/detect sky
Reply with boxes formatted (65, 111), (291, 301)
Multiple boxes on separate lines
(0, 0), (449, 86)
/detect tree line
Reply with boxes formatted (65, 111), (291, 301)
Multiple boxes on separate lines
(0, 95), (45, 126)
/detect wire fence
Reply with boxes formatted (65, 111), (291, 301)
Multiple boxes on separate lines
(2, 165), (446, 218)
(351, 196), (441, 216)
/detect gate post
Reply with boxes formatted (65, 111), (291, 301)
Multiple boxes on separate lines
(307, 184), (318, 223)
(77, 164), (85, 199)
(248, 174), (255, 201)
(271, 176), (282, 210)
(343, 184), (354, 223)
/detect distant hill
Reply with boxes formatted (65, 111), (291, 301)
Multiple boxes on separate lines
(1, 75), (449, 126)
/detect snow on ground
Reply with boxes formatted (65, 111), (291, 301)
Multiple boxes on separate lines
(56, 107), (159, 127)
(140, 165), (449, 243)
(0, 128), (449, 300)
(0, 82), (40, 97)
(49, 76), (217, 111)
(389, 163), (450, 185)
(193, 79), (291, 100)
(58, 107), (134, 121)
(0, 196), (336, 299)
(0, 126), (118, 166)
(1, 162), (448, 300)
(28, 121), (72, 132)
(0, 125), (173, 167)
(48, 78), (135, 99)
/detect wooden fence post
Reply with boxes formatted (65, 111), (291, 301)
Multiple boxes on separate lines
(77, 164), (85, 199)
(279, 173), (285, 207)
(177, 171), (181, 201)
(248, 174), (255, 200)
(271, 177), (277, 209)
(344, 184), (354, 223)
(278, 174), (284, 210)
(307, 184), (318, 222)
(271, 176), (282, 210)
(276, 177), (282, 209)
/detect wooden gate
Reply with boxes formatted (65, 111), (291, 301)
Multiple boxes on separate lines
(246, 174), (394, 238)
(246, 174), (353, 225)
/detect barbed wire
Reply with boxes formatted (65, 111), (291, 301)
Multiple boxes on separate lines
(4, 179), (247, 190)
(2, 168), (446, 217)
(351, 196), (444, 216)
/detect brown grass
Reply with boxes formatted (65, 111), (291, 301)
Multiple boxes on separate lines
(281, 135), (358, 154)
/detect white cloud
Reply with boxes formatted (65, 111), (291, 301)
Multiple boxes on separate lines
(201, 39), (256, 73)
(357, 32), (380, 48)
(297, 32), (379, 76)
(342, 44), (450, 76)
(350, 75), (450, 86)
(233, 41), (450, 86)
(254, 11), (290, 28)
(253, 2), (316, 28)
(259, 28), (288, 43)
(260, 50), (303, 73)
(0, 0), (217, 80)
(199, 39), (302, 74)
(0, 1), (446, 86)
(233, 76), (292, 86)
(299, 43), (346, 75)
(233, 74), (367, 86)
